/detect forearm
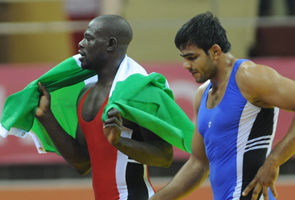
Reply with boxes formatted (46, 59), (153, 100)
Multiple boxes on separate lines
(266, 115), (295, 167)
(150, 155), (210, 200)
(114, 138), (173, 168)
(104, 109), (173, 167)
(36, 111), (91, 174)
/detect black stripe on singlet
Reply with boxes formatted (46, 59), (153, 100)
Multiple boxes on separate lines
(125, 162), (149, 200)
(240, 108), (275, 200)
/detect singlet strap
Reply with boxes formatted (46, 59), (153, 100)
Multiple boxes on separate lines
(77, 85), (95, 119)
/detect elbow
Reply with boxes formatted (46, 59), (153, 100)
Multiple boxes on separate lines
(163, 152), (173, 168)
(76, 167), (91, 175)
(159, 147), (174, 168)
(70, 162), (92, 175)
(161, 160), (173, 168)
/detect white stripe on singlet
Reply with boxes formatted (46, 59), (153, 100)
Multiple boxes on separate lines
(232, 102), (261, 199)
(116, 128), (133, 200)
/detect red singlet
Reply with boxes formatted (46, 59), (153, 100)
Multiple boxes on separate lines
(77, 86), (154, 200)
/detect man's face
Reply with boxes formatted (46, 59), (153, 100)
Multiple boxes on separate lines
(180, 44), (216, 83)
(78, 20), (108, 70)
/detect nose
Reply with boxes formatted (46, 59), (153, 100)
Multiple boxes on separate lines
(183, 61), (192, 70)
(78, 38), (85, 48)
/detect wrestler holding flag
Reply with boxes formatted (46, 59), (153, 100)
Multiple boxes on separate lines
(1, 15), (194, 200)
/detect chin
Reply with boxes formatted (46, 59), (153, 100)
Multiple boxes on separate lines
(81, 65), (95, 71)
(81, 62), (90, 70)
(195, 78), (201, 83)
(81, 65), (87, 70)
(195, 78), (206, 83)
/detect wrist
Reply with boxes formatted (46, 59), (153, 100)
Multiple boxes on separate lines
(36, 109), (54, 121)
(264, 155), (280, 169)
(112, 137), (123, 147)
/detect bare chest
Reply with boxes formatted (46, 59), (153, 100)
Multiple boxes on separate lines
(81, 86), (110, 122)
(206, 86), (227, 109)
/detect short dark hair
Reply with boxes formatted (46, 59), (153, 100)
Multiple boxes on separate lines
(174, 11), (231, 54)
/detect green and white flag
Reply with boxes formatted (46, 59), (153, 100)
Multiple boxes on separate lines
(0, 55), (194, 154)
(102, 56), (194, 153)
(0, 55), (97, 153)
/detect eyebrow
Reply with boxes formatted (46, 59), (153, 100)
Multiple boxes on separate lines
(180, 53), (195, 57)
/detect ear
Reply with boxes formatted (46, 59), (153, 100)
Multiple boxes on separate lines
(209, 44), (222, 61)
(107, 37), (117, 51)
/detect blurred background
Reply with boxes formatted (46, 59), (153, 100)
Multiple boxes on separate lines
(1, 0), (295, 199)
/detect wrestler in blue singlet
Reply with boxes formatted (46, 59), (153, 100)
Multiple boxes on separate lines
(198, 59), (279, 200)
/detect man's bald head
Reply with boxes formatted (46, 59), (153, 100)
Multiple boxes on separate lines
(79, 15), (133, 71)
(91, 15), (133, 48)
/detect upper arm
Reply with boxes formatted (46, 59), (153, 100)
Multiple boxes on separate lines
(125, 117), (172, 147)
(122, 118), (173, 167)
(75, 123), (88, 150)
(122, 117), (165, 141)
(124, 118), (172, 148)
(190, 83), (209, 165)
(139, 125), (173, 156)
(236, 62), (295, 111)
(140, 125), (167, 142)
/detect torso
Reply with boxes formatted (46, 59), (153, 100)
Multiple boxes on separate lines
(206, 81), (229, 109)
(197, 59), (278, 200)
(77, 83), (155, 200)
(78, 83), (111, 122)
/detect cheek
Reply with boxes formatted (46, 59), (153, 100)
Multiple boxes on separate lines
(192, 59), (205, 71)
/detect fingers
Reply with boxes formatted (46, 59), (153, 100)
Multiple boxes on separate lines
(242, 179), (263, 200)
(107, 108), (122, 120)
(242, 179), (257, 197)
(250, 184), (262, 200)
(270, 184), (278, 198)
(262, 187), (269, 200)
(105, 108), (122, 126)
(103, 108), (123, 146)
(103, 122), (122, 129)
(103, 127), (120, 145)
(37, 82), (50, 97)
(103, 120), (122, 132)
(37, 81), (45, 91)
(103, 121), (121, 146)
(242, 180), (277, 200)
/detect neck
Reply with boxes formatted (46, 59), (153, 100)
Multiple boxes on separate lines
(96, 54), (125, 85)
(210, 53), (237, 89)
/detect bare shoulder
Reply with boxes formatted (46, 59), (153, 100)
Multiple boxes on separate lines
(237, 60), (279, 86)
(236, 60), (281, 104)
(194, 80), (210, 110)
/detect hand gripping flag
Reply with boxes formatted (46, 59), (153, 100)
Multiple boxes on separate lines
(0, 54), (97, 153)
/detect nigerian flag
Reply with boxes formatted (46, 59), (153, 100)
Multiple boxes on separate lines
(102, 56), (194, 153)
(0, 54), (194, 154)
(102, 72), (194, 153)
(0, 55), (97, 153)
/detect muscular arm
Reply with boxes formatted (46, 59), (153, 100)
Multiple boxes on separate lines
(236, 62), (295, 199)
(104, 108), (173, 168)
(36, 82), (91, 175)
(149, 84), (210, 200)
(149, 133), (209, 200)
